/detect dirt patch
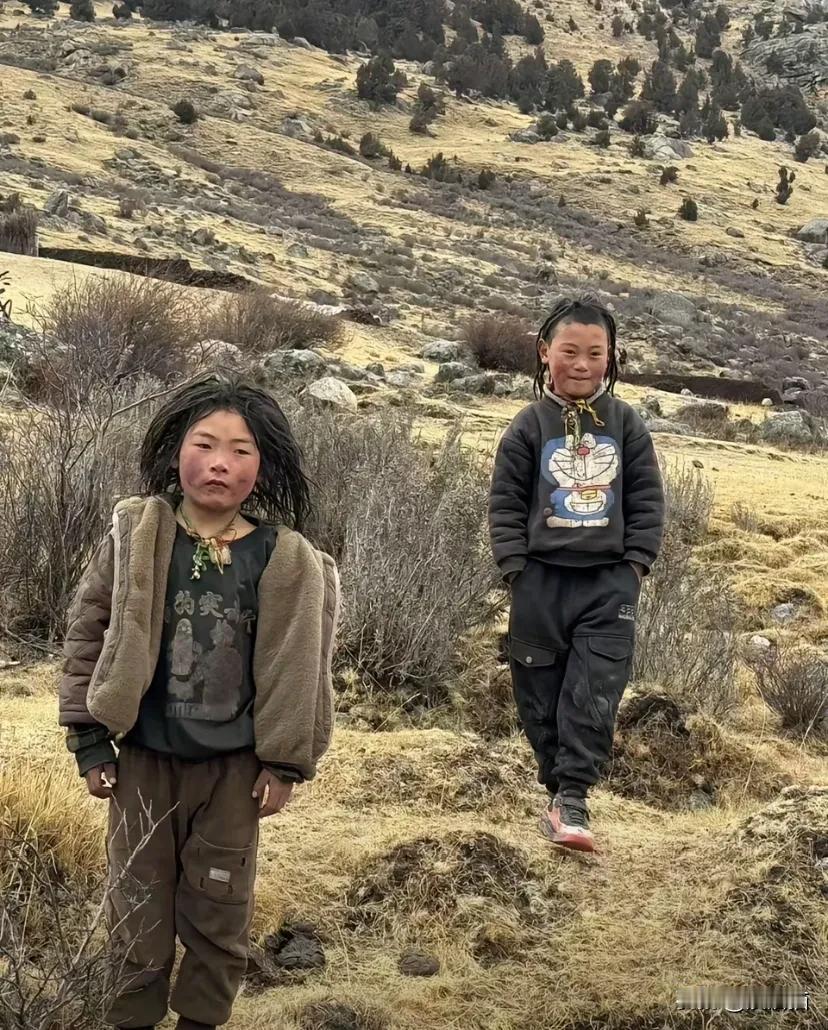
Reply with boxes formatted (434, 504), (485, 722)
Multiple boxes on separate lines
(37, 247), (253, 290)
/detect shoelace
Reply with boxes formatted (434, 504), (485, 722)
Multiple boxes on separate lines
(558, 796), (589, 828)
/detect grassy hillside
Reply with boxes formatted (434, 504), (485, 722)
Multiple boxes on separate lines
(1, 2), (827, 1028)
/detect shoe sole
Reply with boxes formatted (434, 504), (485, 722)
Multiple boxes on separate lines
(539, 812), (596, 854)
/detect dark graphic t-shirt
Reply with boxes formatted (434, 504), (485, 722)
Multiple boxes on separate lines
(122, 521), (277, 760)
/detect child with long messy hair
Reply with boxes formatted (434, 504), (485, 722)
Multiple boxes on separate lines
(59, 373), (340, 1030)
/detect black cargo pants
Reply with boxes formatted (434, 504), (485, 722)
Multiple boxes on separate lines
(508, 559), (641, 797)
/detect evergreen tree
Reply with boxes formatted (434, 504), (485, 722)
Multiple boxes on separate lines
(545, 59), (585, 111)
(740, 93), (776, 140)
(356, 54), (407, 105)
(679, 106), (702, 137)
(794, 130), (821, 163)
(588, 59), (614, 95)
(612, 15), (624, 38)
(619, 100), (656, 135)
(714, 4), (730, 30)
(641, 59), (677, 113)
(704, 101), (728, 142)
(695, 14), (722, 58)
(675, 73), (700, 116)
(25, 0), (58, 13)
(524, 13), (544, 45)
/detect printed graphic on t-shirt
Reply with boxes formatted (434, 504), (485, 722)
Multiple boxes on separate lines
(540, 433), (620, 528)
(162, 589), (254, 721)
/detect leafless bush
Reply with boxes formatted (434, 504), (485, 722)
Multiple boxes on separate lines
(461, 313), (535, 374)
(0, 379), (162, 643)
(200, 289), (346, 356)
(731, 501), (760, 533)
(634, 464), (739, 717)
(23, 276), (199, 403)
(292, 407), (499, 703)
(0, 208), (38, 255)
(0, 803), (159, 1030)
(748, 642), (828, 741)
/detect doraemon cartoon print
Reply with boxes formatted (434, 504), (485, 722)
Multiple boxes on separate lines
(540, 432), (620, 528)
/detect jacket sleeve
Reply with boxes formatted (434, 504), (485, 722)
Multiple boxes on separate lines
(488, 410), (537, 581)
(58, 532), (115, 727)
(622, 413), (665, 572)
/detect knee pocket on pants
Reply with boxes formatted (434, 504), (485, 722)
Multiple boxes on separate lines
(182, 833), (257, 905)
(583, 635), (633, 726)
(509, 637), (561, 669)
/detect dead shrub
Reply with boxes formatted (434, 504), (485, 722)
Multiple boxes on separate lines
(201, 289), (346, 356)
(291, 408), (499, 703)
(730, 500), (760, 533)
(0, 763), (161, 1029)
(23, 276), (199, 403)
(0, 208), (38, 255)
(0, 379), (161, 643)
(461, 312), (535, 374)
(634, 464), (739, 718)
(298, 999), (389, 1030)
(748, 641), (828, 741)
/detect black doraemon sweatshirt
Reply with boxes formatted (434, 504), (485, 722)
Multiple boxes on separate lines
(488, 385), (665, 581)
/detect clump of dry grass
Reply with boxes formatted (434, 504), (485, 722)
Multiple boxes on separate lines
(607, 686), (790, 810)
(0, 208), (38, 256)
(296, 998), (390, 1030)
(343, 830), (554, 933)
(201, 289), (347, 356)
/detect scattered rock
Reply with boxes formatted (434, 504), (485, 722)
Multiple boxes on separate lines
(759, 410), (815, 445)
(422, 339), (465, 363)
(648, 290), (697, 329)
(639, 394), (663, 417)
(235, 64), (264, 85)
(645, 418), (693, 435)
(44, 189), (70, 217)
(366, 362), (385, 377)
(435, 361), (472, 384)
(191, 226), (215, 246)
(782, 376), (811, 394)
(239, 32), (280, 48)
(281, 116), (314, 141)
(510, 127), (541, 144)
(680, 387), (693, 397)
(386, 370), (420, 389)
(399, 949), (440, 977)
(305, 376), (358, 413)
(288, 243), (309, 258)
(692, 459), (704, 469)
(450, 372), (507, 395)
(771, 603), (797, 624)
(0, 132), (21, 146)
(643, 134), (693, 161)
(726, 226), (745, 238)
(761, 398), (774, 408)
(688, 789), (715, 811)
(749, 635), (772, 652)
(795, 218), (828, 244)
(348, 272), (380, 294)
(262, 349), (328, 379)
(292, 36), (315, 50)
(82, 211), (108, 234)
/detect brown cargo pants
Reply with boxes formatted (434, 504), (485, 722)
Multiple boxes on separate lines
(104, 745), (260, 1028)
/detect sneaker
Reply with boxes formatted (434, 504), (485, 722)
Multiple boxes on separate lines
(540, 793), (595, 853)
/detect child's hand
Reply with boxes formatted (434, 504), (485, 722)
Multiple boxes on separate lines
(252, 769), (294, 819)
(85, 763), (117, 799)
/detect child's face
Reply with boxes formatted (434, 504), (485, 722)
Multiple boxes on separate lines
(176, 409), (260, 514)
(540, 321), (609, 401)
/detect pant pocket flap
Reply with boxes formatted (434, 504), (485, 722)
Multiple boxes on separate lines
(587, 636), (633, 661)
(510, 638), (560, 668)
(183, 833), (256, 903)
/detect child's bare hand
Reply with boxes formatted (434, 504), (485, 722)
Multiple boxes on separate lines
(85, 763), (117, 799)
(252, 769), (294, 819)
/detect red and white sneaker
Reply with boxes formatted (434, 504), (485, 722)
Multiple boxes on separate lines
(540, 793), (595, 853)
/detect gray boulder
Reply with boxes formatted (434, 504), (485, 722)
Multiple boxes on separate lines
(235, 64), (264, 85)
(421, 339), (464, 363)
(349, 272), (380, 295)
(646, 418), (693, 436)
(649, 290), (698, 329)
(643, 134), (693, 161)
(435, 361), (472, 384)
(782, 376), (811, 393)
(44, 189), (70, 217)
(263, 349), (327, 379)
(795, 219), (828, 244)
(760, 410), (815, 445)
(640, 394), (663, 417)
(450, 372), (507, 395)
(305, 376), (358, 413)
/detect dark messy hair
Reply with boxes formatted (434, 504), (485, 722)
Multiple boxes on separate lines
(533, 294), (619, 400)
(140, 372), (312, 530)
